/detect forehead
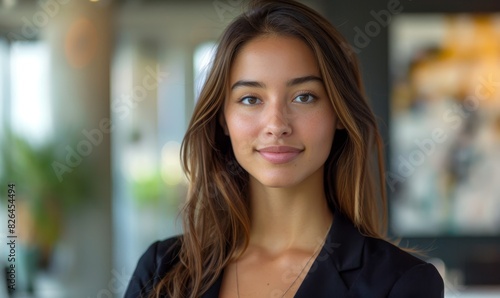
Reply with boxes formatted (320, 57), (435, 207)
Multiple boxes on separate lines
(229, 35), (320, 84)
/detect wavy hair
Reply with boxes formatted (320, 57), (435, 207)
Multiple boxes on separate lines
(152, 0), (387, 297)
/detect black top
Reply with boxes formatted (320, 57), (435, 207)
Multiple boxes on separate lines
(125, 211), (444, 297)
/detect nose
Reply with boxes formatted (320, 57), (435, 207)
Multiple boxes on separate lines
(264, 103), (292, 138)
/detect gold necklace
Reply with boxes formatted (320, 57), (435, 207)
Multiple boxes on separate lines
(235, 225), (330, 298)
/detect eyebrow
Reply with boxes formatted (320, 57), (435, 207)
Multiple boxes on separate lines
(230, 75), (323, 90)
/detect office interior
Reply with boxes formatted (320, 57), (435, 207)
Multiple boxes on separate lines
(0, 0), (499, 297)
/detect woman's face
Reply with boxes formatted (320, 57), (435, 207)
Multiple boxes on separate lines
(222, 35), (340, 188)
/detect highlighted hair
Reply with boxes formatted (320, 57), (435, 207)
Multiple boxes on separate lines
(152, 1), (387, 297)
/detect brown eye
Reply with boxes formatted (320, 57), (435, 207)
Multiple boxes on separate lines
(240, 96), (261, 105)
(293, 93), (316, 103)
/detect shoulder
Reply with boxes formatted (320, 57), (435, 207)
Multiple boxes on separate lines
(359, 237), (444, 297)
(319, 212), (444, 297)
(124, 236), (182, 298)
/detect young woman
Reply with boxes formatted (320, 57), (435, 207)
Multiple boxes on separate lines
(125, 0), (444, 297)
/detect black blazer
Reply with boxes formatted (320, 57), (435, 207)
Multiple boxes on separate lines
(125, 211), (444, 297)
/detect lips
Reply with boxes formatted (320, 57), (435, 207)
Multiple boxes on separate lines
(257, 146), (303, 164)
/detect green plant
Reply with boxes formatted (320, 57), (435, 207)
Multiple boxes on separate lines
(0, 131), (90, 264)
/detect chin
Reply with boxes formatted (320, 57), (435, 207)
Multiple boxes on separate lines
(253, 175), (302, 189)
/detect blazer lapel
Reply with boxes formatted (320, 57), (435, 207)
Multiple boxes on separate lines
(201, 210), (365, 298)
(295, 210), (365, 297)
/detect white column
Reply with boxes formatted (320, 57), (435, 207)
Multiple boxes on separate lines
(45, 0), (114, 296)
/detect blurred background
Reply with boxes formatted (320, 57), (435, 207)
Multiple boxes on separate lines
(0, 0), (499, 297)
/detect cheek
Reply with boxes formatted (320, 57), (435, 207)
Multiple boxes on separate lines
(303, 113), (336, 161)
(225, 114), (259, 148)
(306, 110), (336, 142)
(227, 115), (255, 135)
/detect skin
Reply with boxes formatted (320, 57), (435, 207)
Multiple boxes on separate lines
(219, 35), (341, 298)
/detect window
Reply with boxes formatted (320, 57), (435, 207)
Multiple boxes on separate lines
(193, 41), (216, 101)
(9, 40), (52, 145)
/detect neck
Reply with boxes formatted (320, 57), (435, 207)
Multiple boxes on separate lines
(247, 168), (333, 253)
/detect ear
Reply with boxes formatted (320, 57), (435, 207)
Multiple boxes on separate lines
(219, 112), (229, 136)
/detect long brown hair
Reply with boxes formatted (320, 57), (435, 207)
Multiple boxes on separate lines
(153, 0), (387, 297)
